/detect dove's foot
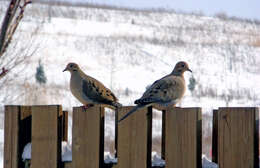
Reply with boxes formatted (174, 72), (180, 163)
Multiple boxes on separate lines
(82, 104), (94, 111)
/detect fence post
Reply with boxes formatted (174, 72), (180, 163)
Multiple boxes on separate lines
(4, 106), (20, 168)
(31, 105), (62, 168)
(218, 107), (259, 168)
(165, 107), (202, 168)
(72, 105), (105, 168)
(117, 106), (152, 168)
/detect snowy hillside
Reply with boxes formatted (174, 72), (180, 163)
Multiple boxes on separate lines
(1, 1), (260, 109)
(0, 1), (260, 166)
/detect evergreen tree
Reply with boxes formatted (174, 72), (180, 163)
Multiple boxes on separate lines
(35, 60), (47, 85)
(188, 75), (196, 92)
(125, 87), (130, 96)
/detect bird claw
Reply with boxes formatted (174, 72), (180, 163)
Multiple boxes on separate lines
(82, 104), (94, 111)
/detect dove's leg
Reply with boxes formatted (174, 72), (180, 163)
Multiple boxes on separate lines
(82, 104), (94, 110)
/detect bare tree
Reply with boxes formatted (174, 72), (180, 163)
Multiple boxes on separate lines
(0, 0), (44, 107)
(0, 0), (32, 80)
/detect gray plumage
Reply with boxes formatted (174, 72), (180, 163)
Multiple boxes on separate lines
(118, 61), (192, 123)
(63, 63), (122, 108)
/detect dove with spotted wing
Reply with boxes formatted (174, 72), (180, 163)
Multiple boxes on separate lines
(118, 61), (192, 123)
(63, 63), (122, 109)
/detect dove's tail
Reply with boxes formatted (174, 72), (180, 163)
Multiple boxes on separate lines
(118, 105), (145, 123)
(112, 102), (122, 109)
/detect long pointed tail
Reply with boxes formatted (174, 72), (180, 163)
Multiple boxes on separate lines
(112, 102), (122, 108)
(118, 105), (145, 123)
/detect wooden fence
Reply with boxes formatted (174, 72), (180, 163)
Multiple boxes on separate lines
(3, 105), (259, 168)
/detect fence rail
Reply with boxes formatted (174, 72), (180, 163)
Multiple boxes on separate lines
(3, 105), (259, 168)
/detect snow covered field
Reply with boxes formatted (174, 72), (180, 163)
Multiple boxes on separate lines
(0, 1), (260, 167)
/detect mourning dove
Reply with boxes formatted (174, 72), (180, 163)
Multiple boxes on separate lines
(63, 63), (122, 109)
(118, 61), (192, 123)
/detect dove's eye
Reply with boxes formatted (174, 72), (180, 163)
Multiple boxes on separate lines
(70, 65), (73, 68)
(181, 64), (185, 67)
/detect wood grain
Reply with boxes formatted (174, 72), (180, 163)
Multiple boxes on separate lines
(218, 107), (259, 168)
(4, 106), (19, 168)
(165, 107), (202, 168)
(31, 105), (62, 168)
(72, 105), (104, 168)
(117, 106), (152, 168)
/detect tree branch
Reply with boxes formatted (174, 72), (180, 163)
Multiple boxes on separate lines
(0, 67), (8, 80)
(0, 0), (32, 57)
(0, 0), (32, 80)
(0, 0), (20, 55)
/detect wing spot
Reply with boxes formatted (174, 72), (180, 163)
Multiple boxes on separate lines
(92, 83), (96, 88)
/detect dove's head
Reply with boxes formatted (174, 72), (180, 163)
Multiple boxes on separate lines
(63, 63), (80, 73)
(172, 61), (192, 76)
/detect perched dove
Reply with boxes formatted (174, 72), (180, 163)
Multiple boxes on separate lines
(118, 61), (192, 123)
(63, 63), (122, 109)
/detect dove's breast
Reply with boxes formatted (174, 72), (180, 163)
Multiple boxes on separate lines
(164, 76), (186, 105)
(171, 76), (186, 98)
(70, 73), (93, 104)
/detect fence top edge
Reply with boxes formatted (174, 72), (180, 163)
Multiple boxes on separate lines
(4, 104), (62, 107)
(164, 107), (202, 110)
(4, 105), (259, 110)
(218, 107), (259, 110)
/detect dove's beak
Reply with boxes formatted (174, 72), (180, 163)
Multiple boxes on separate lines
(187, 68), (192, 73)
(63, 67), (68, 72)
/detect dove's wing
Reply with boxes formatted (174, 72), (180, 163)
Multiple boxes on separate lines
(135, 75), (185, 105)
(81, 75), (119, 106)
(118, 74), (185, 123)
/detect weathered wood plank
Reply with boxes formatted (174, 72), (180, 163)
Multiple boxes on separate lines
(64, 162), (116, 168)
(4, 106), (20, 168)
(212, 109), (218, 163)
(117, 106), (152, 168)
(31, 105), (62, 168)
(72, 105), (104, 168)
(165, 107), (202, 168)
(218, 107), (259, 168)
